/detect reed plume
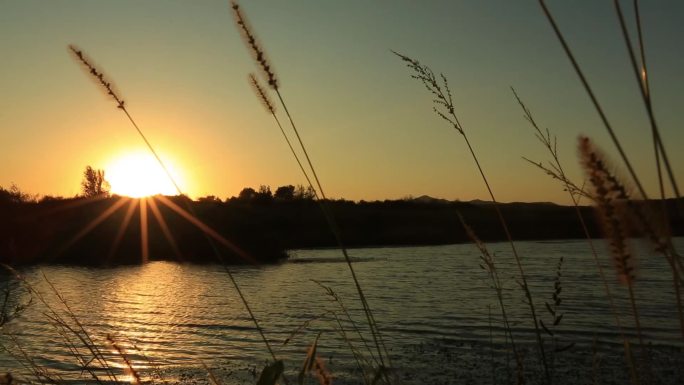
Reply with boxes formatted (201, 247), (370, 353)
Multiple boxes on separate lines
(578, 136), (651, 375)
(249, 73), (276, 114)
(68, 46), (125, 109)
(579, 136), (636, 285)
(231, 1), (278, 89)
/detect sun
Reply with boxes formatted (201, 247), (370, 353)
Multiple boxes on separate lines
(105, 151), (184, 198)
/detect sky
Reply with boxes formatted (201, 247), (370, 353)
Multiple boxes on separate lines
(1, 0), (682, 204)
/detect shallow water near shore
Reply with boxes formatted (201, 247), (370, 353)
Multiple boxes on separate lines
(1, 238), (683, 384)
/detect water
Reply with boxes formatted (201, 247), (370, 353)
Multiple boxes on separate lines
(1, 238), (683, 384)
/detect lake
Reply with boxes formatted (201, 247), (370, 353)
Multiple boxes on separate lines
(1, 238), (683, 384)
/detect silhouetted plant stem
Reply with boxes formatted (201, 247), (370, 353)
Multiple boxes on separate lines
(539, 1), (684, 344)
(68, 46), (282, 372)
(612, 1), (684, 341)
(274, 88), (393, 378)
(614, 0), (680, 201)
(460, 215), (522, 377)
(513, 88), (641, 383)
(537, 1), (647, 201)
(249, 74), (317, 196)
(394, 51), (550, 383)
(232, 2), (392, 379)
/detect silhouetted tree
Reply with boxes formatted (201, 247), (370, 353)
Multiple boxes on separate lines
(0, 184), (35, 204)
(238, 187), (257, 201)
(255, 185), (273, 203)
(198, 195), (221, 203)
(81, 166), (110, 198)
(294, 184), (316, 200)
(274, 185), (295, 200)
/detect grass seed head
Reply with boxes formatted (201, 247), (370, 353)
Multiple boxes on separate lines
(249, 73), (276, 114)
(579, 136), (636, 285)
(68, 45), (125, 109)
(231, 1), (278, 89)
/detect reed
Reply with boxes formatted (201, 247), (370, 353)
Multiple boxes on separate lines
(538, 0), (684, 343)
(539, 256), (575, 382)
(578, 137), (648, 370)
(394, 51), (550, 382)
(230, 2), (392, 382)
(68, 45), (283, 375)
(513, 89), (640, 383)
(459, 214), (522, 379)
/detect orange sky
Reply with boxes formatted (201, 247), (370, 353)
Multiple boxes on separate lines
(1, 1), (682, 203)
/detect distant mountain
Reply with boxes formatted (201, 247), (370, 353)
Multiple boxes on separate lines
(412, 195), (450, 204)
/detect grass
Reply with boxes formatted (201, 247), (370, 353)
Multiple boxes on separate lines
(1, 0), (683, 384)
(393, 51), (551, 382)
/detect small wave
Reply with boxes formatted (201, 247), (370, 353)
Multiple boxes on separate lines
(287, 257), (377, 264)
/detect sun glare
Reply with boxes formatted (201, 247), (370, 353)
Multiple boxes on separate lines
(105, 152), (183, 198)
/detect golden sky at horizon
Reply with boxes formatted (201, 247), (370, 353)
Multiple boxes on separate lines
(1, 1), (683, 203)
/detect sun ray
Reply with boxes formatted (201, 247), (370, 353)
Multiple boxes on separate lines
(106, 198), (138, 264)
(140, 198), (149, 264)
(147, 196), (184, 261)
(36, 194), (112, 218)
(155, 196), (257, 264)
(54, 197), (129, 259)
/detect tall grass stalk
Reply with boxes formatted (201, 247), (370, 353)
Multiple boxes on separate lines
(68, 46), (282, 369)
(459, 215), (521, 375)
(394, 51), (550, 382)
(578, 137), (648, 373)
(612, 0), (684, 340)
(313, 280), (380, 384)
(613, 0), (679, 200)
(537, 1), (647, 201)
(538, 0), (684, 343)
(2, 265), (118, 382)
(248, 74), (318, 198)
(230, 1), (392, 380)
(513, 89), (640, 384)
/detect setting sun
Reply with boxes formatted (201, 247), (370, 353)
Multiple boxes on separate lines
(105, 152), (183, 198)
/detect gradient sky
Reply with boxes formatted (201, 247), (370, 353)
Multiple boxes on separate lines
(1, 1), (682, 203)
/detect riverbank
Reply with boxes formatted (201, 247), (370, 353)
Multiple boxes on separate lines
(1, 195), (682, 266)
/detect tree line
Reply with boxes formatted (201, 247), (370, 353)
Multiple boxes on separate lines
(1, 165), (319, 204)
